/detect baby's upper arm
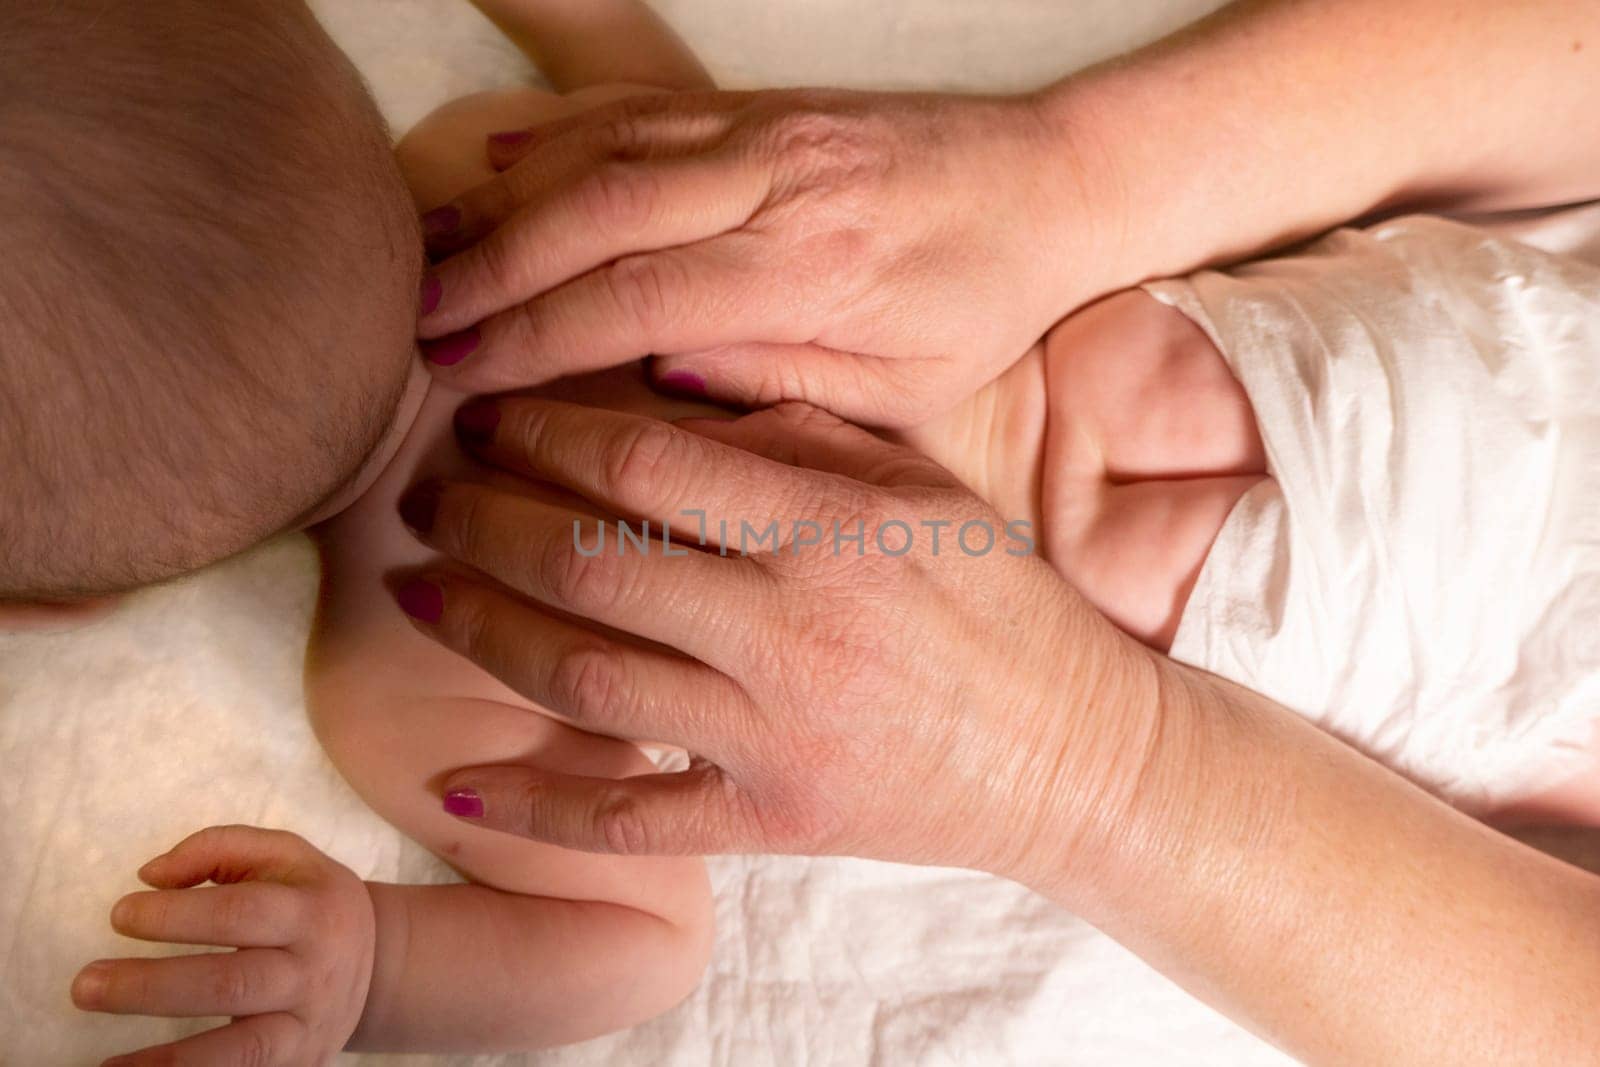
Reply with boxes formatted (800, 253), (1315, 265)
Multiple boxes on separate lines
(305, 378), (708, 919)
(307, 588), (707, 918)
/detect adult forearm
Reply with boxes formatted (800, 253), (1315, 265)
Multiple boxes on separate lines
(1048, 0), (1600, 294)
(1039, 663), (1600, 1064)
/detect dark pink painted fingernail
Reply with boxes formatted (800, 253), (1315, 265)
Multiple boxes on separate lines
(398, 483), (442, 536)
(421, 204), (462, 240)
(443, 788), (485, 819)
(488, 129), (533, 148)
(455, 400), (501, 446)
(419, 273), (442, 317)
(657, 369), (707, 396)
(396, 578), (444, 624)
(422, 328), (480, 367)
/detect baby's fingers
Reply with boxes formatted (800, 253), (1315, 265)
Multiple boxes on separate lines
(73, 948), (301, 1018)
(112, 883), (310, 947)
(98, 1012), (305, 1067)
(139, 825), (324, 889)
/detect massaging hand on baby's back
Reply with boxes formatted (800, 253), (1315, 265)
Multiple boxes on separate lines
(392, 396), (1153, 875)
(415, 88), (1118, 426)
(416, 1), (1600, 432)
(71, 827), (372, 1066)
(399, 394), (1600, 1064)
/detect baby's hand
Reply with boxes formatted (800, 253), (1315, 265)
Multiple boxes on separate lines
(72, 825), (374, 1066)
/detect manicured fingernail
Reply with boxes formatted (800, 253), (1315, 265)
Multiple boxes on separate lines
(421, 204), (461, 240)
(657, 369), (707, 396)
(398, 483), (442, 536)
(422, 328), (480, 367)
(395, 578), (444, 624)
(455, 400), (500, 446)
(488, 129), (533, 148)
(73, 961), (111, 1005)
(443, 788), (485, 819)
(419, 273), (442, 317)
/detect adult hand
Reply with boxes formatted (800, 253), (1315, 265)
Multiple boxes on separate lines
(392, 397), (1600, 1067)
(415, 89), (1119, 426)
(392, 396), (1160, 886)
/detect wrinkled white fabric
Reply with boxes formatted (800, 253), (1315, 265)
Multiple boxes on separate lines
(1154, 215), (1600, 809)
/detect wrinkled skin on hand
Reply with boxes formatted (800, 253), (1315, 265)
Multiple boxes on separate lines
(416, 88), (1118, 427)
(395, 397), (1164, 889)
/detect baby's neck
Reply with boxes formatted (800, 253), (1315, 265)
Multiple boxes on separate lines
(307, 360), (438, 530)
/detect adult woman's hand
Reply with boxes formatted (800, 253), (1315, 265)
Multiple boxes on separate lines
(395, 394), (1600, 1065)
(415, 1), (1600, 432)
(415, 88), (1116, 426)
(392, 395), (1157, 885)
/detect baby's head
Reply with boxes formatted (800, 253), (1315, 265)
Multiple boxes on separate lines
(0, 0), (421, 603)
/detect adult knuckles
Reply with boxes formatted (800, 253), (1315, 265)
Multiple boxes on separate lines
(748, 780), (846, 854)
(472, 224), (539, 302)
(591, 113), (648, 160)
(602, 419), (688, 505)
(537, 525), (630, 612)
(763, 103), (874, 176)
(593, 789), (655, 855)
(446, 586), (501, 670)
(603, 252), (682, 339)
(549, 641), (627, 724)
(574, 162), (661, 236)
(444, 488), (505, 575)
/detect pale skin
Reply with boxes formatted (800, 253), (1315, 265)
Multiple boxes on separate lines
(68, 3), (723, 1062)
(64, 1), (1262, 1061)
(400, 0), (1600, 1063)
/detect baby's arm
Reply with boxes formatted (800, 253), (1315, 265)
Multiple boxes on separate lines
(469, 0), (711, 92)
(303, 381), (715, 1050)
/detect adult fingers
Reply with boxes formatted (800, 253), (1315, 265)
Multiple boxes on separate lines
(99, 1013), (305, 1067)
(675, 402), (959, 490)
(138, 825), (320, 889)
(449, 397), (826, 538)
(420, 93), (748, 257)
(420, 234), (817, 392)
(420, 149), (772, 339)
(110, 884), (310, 948)
(393, 573), (756, 750)
(653, 343), (937, 429)
(397, 481), (764, 657)
(438, 759), (762, 856)
(72, 949), (301, 1018)
(482, 90), (755, 172)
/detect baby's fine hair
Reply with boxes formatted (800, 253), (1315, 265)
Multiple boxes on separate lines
(0, 0), (422, 600)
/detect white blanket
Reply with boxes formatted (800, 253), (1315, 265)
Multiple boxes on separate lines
(1158, 215), (1600, 812)
(3, 2), (1425, 1064)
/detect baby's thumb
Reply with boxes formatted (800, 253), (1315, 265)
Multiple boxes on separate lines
(653, 343), (923, 428)
(138, 825), (316, 888)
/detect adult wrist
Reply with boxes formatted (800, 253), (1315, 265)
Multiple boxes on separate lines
(996, 617), (1188, 907)
(1013, 75), (1147, 313)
